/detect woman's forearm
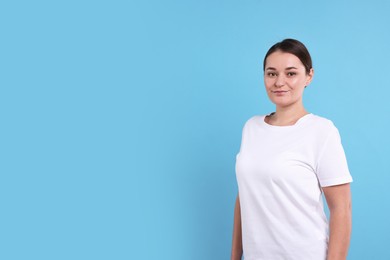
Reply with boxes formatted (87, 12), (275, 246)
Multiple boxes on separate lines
(326, 206), (352, 260)
(231, 195), (243, 260)
(323, 183), (352, 260)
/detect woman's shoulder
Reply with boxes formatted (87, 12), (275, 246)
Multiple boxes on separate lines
(308, 113), (339, 132)
(242, 114), (267, 127)
(246, 114), (265, 123)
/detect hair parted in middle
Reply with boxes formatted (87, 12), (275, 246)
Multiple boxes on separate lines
(263, 39), (313, 75)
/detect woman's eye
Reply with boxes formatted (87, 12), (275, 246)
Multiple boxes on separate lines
(267, 72), (277, 77)
(287, 72), (296, 77)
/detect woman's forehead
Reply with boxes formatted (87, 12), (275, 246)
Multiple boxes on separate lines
(265, 51), (304, 69)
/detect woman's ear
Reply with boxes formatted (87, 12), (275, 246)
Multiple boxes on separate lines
(306, 68), (314, 86)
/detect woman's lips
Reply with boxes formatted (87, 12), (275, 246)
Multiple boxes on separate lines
(272, 90), (288, 95)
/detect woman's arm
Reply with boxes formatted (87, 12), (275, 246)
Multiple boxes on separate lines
(323, 183), (352, 260)
(231, 194), (243, 260)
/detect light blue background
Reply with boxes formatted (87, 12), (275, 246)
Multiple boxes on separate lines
(1, 0), (389, 259)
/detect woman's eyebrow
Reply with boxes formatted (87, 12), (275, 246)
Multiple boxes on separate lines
(266, 67), (298, 71)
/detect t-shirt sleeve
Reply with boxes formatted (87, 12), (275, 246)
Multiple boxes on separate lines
(316, 126), (353, 187)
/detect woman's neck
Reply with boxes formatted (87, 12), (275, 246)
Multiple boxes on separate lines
(267, 106), (309, 126)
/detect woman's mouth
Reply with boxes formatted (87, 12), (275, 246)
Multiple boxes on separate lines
(272, 90), (288, 95)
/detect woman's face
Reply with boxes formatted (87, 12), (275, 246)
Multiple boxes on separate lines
(264, 51), (313, 109)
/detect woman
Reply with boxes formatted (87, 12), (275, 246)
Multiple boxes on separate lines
(231, 39), (352, 260)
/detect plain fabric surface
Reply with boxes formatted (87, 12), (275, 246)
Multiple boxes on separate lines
(235, 113), (352, 260)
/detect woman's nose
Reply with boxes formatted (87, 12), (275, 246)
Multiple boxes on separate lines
(275, 75), (285, 87)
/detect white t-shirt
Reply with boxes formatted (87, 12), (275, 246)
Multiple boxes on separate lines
(235, 113), (352, 260)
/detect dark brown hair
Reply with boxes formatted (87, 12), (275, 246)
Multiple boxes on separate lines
(263, 39), (313, 74)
